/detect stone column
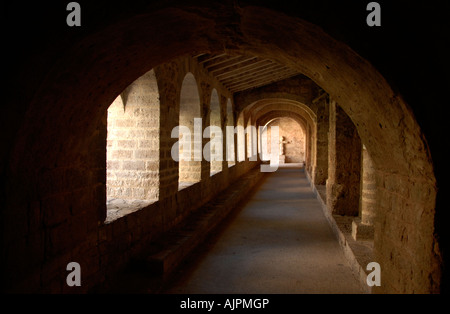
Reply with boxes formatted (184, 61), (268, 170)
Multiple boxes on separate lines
(305, 124), (312, 174)
(154, 64), (180, 200)
(352, 145), (376, 240)
(326, 100), (361, 216)
(201, 101), (211, 182)
(220, 96), (229, 172)
(313, 96), (329, 185)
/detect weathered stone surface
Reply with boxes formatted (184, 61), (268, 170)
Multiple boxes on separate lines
(1, 1), (443, 294)
(326, 101), (361, 216)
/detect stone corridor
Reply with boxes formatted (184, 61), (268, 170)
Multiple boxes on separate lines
(3, 1), (447, 294)
(163, 165), (364, 294)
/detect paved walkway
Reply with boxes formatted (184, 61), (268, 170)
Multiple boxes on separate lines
(163, 164), (364, 294)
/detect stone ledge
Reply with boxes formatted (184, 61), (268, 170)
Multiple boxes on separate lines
(306, 171), (374, 294)
(352, 218), (374, 241)
(105, 198), (156, 223)
(141, 167), (266, 277)
(94, 167), (265, 293)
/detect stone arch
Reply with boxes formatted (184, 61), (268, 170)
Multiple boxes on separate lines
(253, 102), (316, 171)
(257, 111), (309, 165)
(4, 3), (439, 293)
(257, 110), (309, 132)
(250, 99), (316, 126)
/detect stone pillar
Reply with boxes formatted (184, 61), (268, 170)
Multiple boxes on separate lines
(326, 100), (361, 216)
(313, 96), (329, 185)
(154, 64), (180, 200)
(352, 145), (376, 240)
(201, 100), (211, 182)
(305, 124), (312, 174)
(279, 136), (286, 164)
(220, 96), (229, 172)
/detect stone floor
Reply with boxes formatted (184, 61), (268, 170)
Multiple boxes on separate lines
(162, 164), (365, 294)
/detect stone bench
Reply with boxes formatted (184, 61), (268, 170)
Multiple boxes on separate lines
(143, 168), (265, 277)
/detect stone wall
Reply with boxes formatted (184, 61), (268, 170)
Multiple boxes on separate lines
(106, 70), (160, 201)
(96, 55), (264, 292)
(326, 101), (361, 216)
(312, 94), (329, 185)
(2, 54), (263, 293)
(373, 170), (440, 293)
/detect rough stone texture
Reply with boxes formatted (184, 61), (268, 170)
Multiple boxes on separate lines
(106, 69), (160, 202)
(209, 89), (222, 174)
(360, 146), (376, 226)
(309, 178), (374, 294)
(352, 218), (374, 241)
(2, 1), (445, 294)
(373, 171), (440, 293)
(327, 101), (361, 216)
(312, 94), (329, 185)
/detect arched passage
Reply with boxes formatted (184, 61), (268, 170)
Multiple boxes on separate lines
(3, 3), (440, 293)
(249, 98), (316, 125)
(258, 113), (307, 164)
(260, 117), (306, 164)
(253, 101), (316, 173)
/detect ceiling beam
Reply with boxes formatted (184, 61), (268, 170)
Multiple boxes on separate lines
(229, 70), (299, 92)
(220, 64), (288, 85)
(202, 55), (245, 69)
(227, 68), (297, 88)
(207, 56), (257, 73)
(215, 59), (273, 79)
(196, 53), (228, 64)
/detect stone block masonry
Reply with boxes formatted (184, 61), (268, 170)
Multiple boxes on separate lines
(107, 70), (160, 202)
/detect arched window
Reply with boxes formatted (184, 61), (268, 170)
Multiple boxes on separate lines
(209, 89), (222, 175)
(178, 73), (201, 189)
(106, 69), (160, 221)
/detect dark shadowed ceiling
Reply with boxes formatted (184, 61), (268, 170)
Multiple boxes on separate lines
(194, 53), (302, 93)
